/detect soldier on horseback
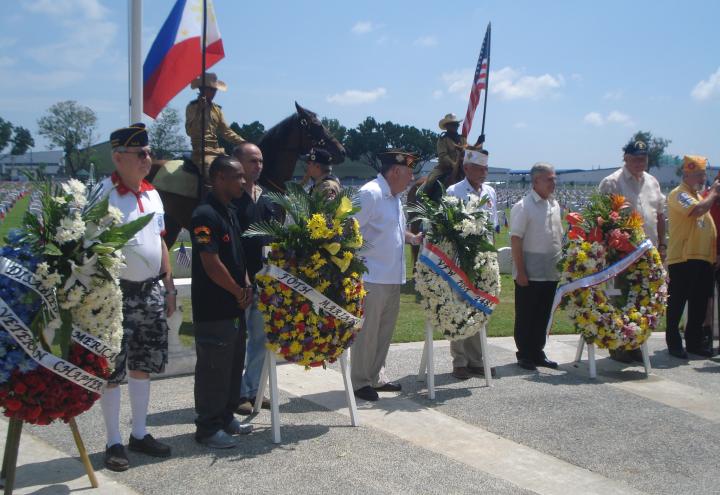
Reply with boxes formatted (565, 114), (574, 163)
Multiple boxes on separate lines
(420, 113), (467, 202)
(185, 73), (245, 181)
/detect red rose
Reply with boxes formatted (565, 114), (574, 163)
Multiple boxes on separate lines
(14, 382), (27, 395)
(5, 399), (22, 411)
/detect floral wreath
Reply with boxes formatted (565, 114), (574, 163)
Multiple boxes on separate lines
(409, 193), (500, 341)
(0, 180), (150, 424)
(559, 194), (667, 350)
(246, 183), (367, 368)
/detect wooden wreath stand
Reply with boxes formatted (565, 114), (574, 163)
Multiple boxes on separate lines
(1, 417), (97, 494)
(253, 349), (359, 444)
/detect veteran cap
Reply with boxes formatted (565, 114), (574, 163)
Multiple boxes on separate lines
(682, 155), (708, 173)
(301, 148), (333, 166)
(377, 149), (419, 172)
(110, 123), (148, 149)
(623, 140), (649, 156)
(464, 147), (489, 167)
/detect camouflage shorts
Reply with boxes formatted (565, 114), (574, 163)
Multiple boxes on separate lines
(108, 282), (169, 384)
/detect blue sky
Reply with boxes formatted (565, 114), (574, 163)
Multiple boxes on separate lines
(1, 0), (719, 170)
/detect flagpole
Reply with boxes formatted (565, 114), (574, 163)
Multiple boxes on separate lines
(200, 0), (208, 172)
(478, 23), (491, 145)
(128, 0), (143, 124)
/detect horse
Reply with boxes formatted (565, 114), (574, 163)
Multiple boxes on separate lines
(147, 102), (346, 247)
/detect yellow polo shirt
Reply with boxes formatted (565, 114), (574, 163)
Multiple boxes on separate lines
(667, 182), (717, 265)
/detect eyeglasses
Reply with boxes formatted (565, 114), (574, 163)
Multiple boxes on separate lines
(114, 148), (153, 159)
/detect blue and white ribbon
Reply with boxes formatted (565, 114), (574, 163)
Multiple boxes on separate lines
(545, 239), (653, 336)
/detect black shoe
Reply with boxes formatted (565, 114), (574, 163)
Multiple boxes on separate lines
(467, 365), (497, 378)
(104, 443), (129, 472)
(374, 382), (402, 392)
(128, 434), (171, 458)
(668, 347), (688, 359)
(534, 357), (559, 369)
(686, 346), (714, 358)
(452, 366), (472, 380)
(517, 358), (537, 371)
(235, 400), (253, 416)
(354, 385), (379, 401)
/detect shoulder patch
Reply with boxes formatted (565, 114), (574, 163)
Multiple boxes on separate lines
(677, 192), (695, 209)
(194, 226), (212, 244)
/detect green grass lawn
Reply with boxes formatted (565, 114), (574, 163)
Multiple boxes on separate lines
(0, 194), (31, 245)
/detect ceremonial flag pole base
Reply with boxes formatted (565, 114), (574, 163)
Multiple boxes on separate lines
(1, 418), (97, 495)
(253, 348), (359, 444)
(574, 336), (651, 379)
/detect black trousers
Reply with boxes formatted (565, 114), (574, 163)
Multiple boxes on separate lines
(194, 318), (246, 439)
(514, 280), (558, 361)
(666, 260), (714, 350)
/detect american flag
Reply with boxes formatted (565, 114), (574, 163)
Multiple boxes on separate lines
(462, 24), (491, 138)
(175, 242), (191, 268)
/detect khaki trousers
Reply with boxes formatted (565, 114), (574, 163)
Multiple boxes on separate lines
(450, 329), (485, 368)
(351, 282), (401, 389)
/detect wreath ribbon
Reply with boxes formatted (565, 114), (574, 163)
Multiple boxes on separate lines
(545, 239), (653, 336)
(258, 263), (364, 328)
(419, 242), (499, 315)
(0, 257), (120, 393)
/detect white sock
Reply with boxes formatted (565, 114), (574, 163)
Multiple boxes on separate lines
(128, 377), (151, 440)
(100, 386), (122, 447)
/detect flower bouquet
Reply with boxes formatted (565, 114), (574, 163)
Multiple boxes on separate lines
(558, 193), (667, 350)
(245, 183), (367, 368)
(0, 179), (151, 425)
(408, 192), (500, 340)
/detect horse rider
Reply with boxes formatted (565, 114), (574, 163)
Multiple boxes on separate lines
(186, 73), (245, 182)
(301, 148), (342, 199)
(421, 113), (468, 202)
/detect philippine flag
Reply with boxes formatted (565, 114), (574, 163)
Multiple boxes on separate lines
(143, 0), (225, 119)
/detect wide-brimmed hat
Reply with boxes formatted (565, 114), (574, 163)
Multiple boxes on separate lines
(438, 113), (462, 130)
(190, 72), (227, 91)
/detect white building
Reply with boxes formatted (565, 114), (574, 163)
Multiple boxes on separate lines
(0, 151), (64, 179)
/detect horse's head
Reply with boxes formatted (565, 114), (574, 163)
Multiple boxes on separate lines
(294, 102), (346, 164)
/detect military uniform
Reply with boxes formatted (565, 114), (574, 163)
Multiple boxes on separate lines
(309, 173), (342, 199)
(186, 99), (244, 178)
(303, 148), (342, 200)
(422, 113), (467, 202)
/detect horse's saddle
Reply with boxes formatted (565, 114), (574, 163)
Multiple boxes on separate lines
(151, 159), (200, 199)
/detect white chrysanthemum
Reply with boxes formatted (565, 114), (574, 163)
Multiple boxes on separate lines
(52, 196), (67, 205)
(104, 205), (124, 225)
(71, 280), (124, 357)
(61, 178), (87, 197)
(444, 196), (459, 206)
(55, 213), (86, 244)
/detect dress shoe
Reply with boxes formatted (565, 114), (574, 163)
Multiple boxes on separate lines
(196, 430), (237, 449)
(517, 358), (537, 371)
(104, 443), (129, 472)
(467, 365), (497, 378)
(452, 366), (471, 380)
(128, 434), (171, 458)
(534, 357), (559, 369)
(235, 400), (253, 416)
(686, 346), (714, 358)
(252, 396), (271, 410)
(668, 347), (688, 359)
(224, 418), (253, 435)
(374, 382), (402, 392)
(353, 385), (379, 401)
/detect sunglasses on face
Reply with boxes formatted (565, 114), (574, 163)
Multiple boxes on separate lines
(115, 148), (153, 159)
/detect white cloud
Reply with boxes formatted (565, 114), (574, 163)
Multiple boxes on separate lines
(326, 88), (387, 105)
(514, 122), (528, 129)
(603, 89), (623, 100)
(414, 36), (438, 47)
(583, 112), (605, 126)
(22, 0), (108, 21)
(351, 21), (377, 34)
(491, 67), (564, 100)
(583, 111), (634, 127)
(432, 90), (444, 99)
(606, 111), (633, 126)
(441, 69), (474, 96)
(691, 67), (720, 101)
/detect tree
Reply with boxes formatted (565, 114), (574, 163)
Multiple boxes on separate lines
(344, 116), (439, 166)
(149, 107), (187, 159)
(10, 126), (34, 155)
(0, 117), (12, 153)
(219, 121), (265, 153)
(321, 117), (347, 145)
(625, 131), (671, 169)
(37, 101), (97, 177)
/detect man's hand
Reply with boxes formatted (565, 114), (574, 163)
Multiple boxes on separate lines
(165, 293), (177, 318)
(516, 271), (529, 287)
(235, 287), (253, 310)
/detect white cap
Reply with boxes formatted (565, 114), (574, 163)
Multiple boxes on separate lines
(463, 150), (488, 166)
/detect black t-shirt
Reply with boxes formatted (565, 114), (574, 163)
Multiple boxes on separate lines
(190, 193), (247, 322)
(233, 188), (282, 281)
